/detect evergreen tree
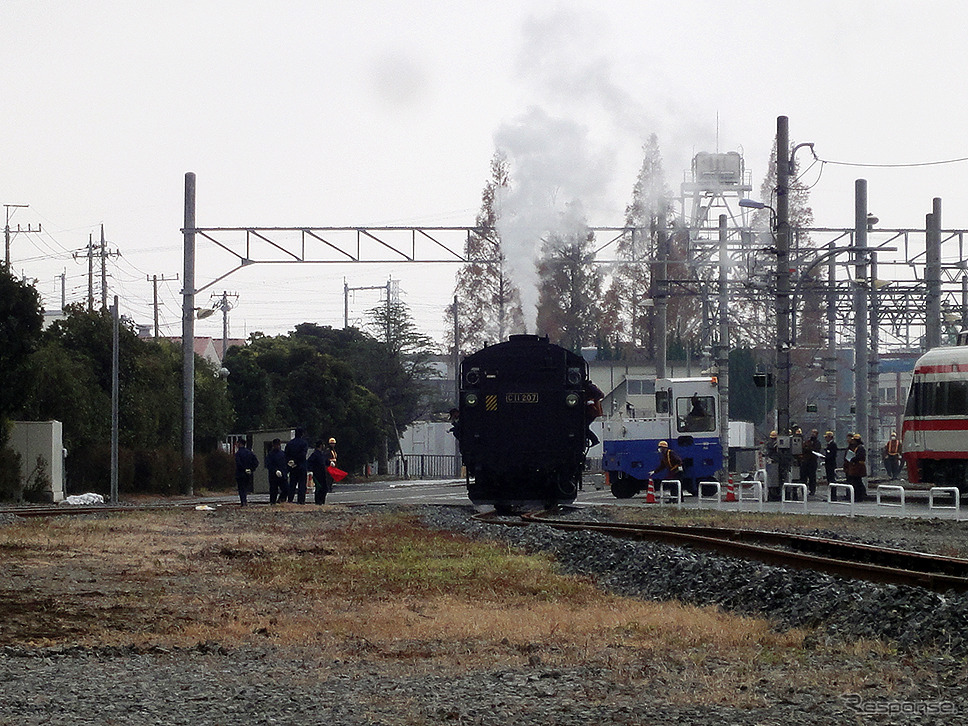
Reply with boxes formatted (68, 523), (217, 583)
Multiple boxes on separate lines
(365, 297), (440, 471)
(0, 270), (44, 418)
(739, 137), (817, 348)
(448, 152), (524, 353)
(535, 222), (602, 352)
(601, 135), (673, 352)
(223, 328), (385, 474)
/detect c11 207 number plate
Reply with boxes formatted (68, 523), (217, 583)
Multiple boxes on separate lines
(505, 392), (538, 403)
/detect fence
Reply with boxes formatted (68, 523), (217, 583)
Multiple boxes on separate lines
(386, 453), (602, 480)
(386, 454), (461, 480)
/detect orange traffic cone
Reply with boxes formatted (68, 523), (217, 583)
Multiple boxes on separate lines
(645, 479), (656, 504)
(724, 476), (737, 502)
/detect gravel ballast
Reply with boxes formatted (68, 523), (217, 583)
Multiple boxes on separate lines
(418, 507), (968, 656)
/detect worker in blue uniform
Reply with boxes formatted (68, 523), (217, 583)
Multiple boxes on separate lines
(284, 428), (310, 504)
(264, 438), (288, 505)
(234, 437), (259, 507)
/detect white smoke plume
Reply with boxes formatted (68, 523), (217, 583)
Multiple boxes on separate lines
(493, 7), (713, 334)
(493, 107), (613, 333)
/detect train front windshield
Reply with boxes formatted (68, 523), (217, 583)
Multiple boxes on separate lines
(676, 394), (716, 433)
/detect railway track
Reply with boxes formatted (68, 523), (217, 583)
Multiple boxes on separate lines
(0, 499), (238, 518)
(474, 510), (968, 594)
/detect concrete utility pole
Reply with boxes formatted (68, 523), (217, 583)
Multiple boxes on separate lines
(655, 212), (668, 379)
(74, 229), (119, 310)
(825, 242), (838, 437)
(853, 179), (869, 446)
(775, 115), (792, 490)
(452, 294), (459, 404)
(148, 274), (179, 339)
(717, 214), (730, 480)
(111, 296), (120, 505)
(100, 225), (108, 310)
(86, 234), (94, 310)
(4, 204), (40, 269)
(868, 248), (881, 470)
(182, 172), (197, 497)
(212, 290), (238, 360)
(925, 199), (942, 349)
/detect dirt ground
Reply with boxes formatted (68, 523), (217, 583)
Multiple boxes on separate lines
(2, 503), (967, 720)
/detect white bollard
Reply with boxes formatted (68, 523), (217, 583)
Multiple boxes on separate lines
(828, 482), (856, 517)
(929, 487), (960, 520)
(739, 480), (764, 511)
(782, 482), (808, 512)
(697, 480), (721, 508)
(876, 484), (906, 514)
(660, 479), (682, 506)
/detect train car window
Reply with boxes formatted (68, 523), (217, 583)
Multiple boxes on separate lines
(904, 382), (918, 417)
(628, 379), (641, 395)
(676, 395), (716, 432)
(926, 382), (942, 416)
(655, 390), (670, 414)
(921, 382), (934, 416)
(948, 380), (968, 415)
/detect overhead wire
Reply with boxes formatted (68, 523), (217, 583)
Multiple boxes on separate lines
(815, 153), (968, 169)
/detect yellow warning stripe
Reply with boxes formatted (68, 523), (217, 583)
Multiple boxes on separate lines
(485, 394), (498, 411)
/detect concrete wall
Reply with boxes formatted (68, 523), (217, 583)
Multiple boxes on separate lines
(399, 421), (458, 456)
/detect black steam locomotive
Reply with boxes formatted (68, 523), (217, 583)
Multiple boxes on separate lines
(456, 335), (588, 509)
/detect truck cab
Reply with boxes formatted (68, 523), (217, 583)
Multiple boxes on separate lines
(603, 377), (722, 498)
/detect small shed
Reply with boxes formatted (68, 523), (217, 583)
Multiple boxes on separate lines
(227, 429), (294, 494)
(9, 420), (65, 502)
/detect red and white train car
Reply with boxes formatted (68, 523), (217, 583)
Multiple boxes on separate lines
(901, 343), (968, 490)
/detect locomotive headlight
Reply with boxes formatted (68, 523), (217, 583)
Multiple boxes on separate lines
(565, 392), (580, 407)
(567, 367), (582, 386)
(465, 368), (481, 386)
(465, 393), (479, 407)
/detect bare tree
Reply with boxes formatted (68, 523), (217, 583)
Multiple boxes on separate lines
(536, 225), (602, 352)
(447, 152), (524, 353)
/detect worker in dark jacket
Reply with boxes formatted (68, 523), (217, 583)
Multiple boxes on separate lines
(651, 440), (690, 496)
(308, 439), (330, 505)
(264, 438), (287, 505)
(583, 380), (605, 446)
(234, 437), (259, 507)
(843, 433), (868, 502)
(800, 429), (821, 496)
(823, 431), (839, 486)
(284, 428), (309, 504)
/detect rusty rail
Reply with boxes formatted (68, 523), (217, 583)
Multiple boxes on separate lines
(475, 512), (968, 594)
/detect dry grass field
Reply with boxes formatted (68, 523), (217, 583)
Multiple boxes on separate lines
(0, 505), (950, 709)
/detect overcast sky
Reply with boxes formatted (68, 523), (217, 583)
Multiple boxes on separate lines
(3, 1), (967, 345)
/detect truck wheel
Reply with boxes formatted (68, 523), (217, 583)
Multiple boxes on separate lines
(610, 474), (638, 499)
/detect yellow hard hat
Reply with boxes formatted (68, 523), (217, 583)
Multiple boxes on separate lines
(658, 440), (668, 447)
(328, 438), (336, 444)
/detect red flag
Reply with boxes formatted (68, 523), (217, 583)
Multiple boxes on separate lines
(327, 465), (348, 483)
